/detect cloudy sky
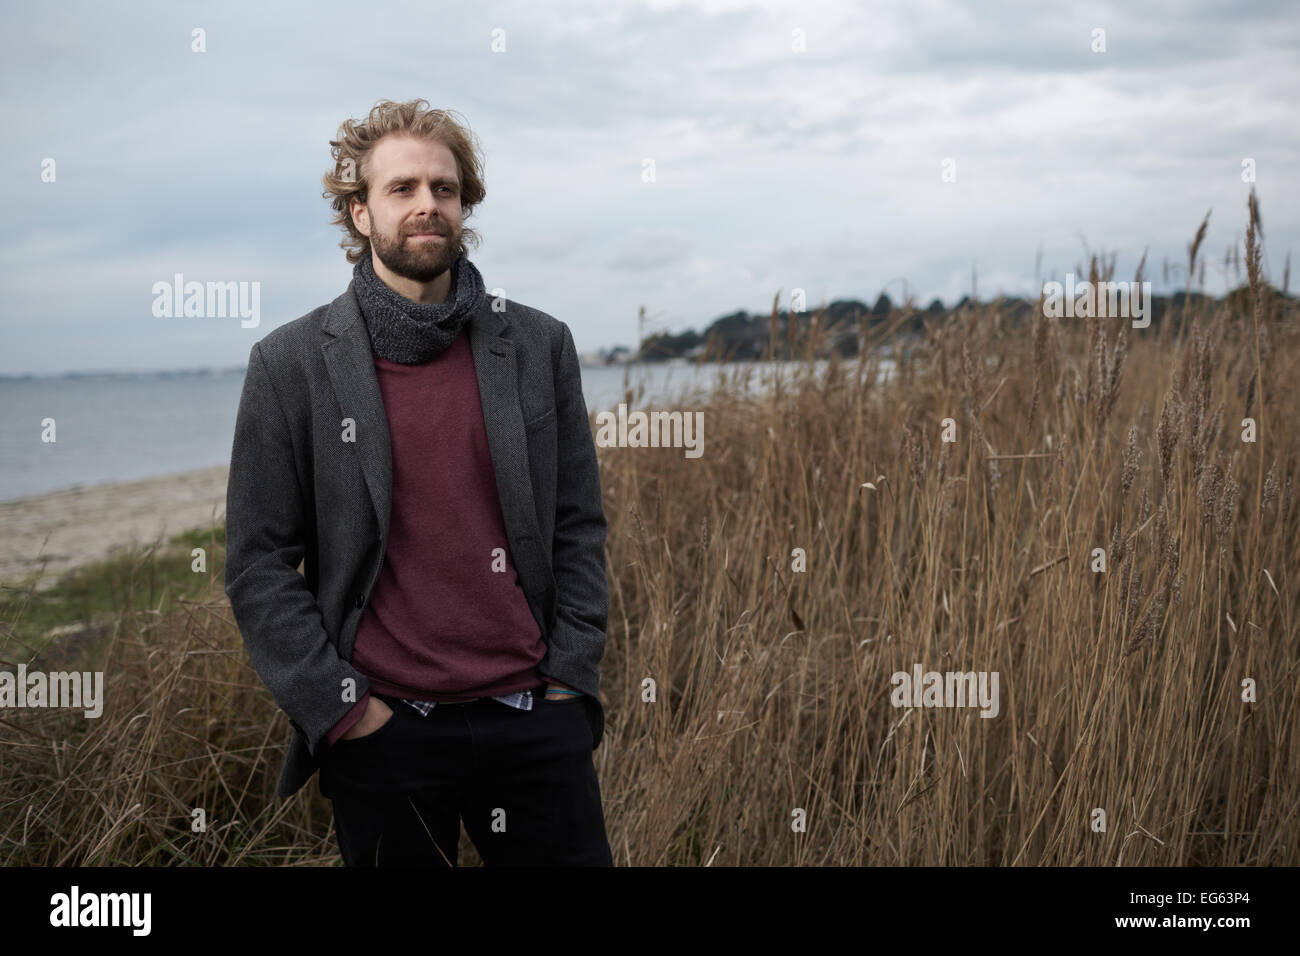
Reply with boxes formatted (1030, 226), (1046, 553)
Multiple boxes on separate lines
(3, 0), (1296, 375)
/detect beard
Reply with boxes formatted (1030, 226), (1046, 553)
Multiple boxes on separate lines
(369, 215), (461, 283)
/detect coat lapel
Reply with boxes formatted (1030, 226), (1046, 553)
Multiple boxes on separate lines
(468, 299), (550, 606)
(321, 283), (393, 540)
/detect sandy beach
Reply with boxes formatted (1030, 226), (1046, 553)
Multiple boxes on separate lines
(0, 465), (229, 592)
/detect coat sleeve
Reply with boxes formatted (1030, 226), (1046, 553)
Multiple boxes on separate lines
(539, 322), (610, 699)
(223, 340), (372, 756)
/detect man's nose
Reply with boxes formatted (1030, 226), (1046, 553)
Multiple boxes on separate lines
(410, 184), (438, 215)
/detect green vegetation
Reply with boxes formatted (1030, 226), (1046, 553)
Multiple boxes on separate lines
(2, 524), (226, 672)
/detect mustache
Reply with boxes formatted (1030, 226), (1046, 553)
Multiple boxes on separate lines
(406, 224), (449, 235)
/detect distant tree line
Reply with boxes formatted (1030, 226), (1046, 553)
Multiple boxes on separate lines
(626, 285), (1291, 362)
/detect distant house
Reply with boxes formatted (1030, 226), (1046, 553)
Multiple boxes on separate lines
(579, 346), (635, 367)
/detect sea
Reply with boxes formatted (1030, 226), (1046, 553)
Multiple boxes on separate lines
(0, 357), (876, 502)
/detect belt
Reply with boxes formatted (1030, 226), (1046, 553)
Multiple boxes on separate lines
(375, 692), (480, 707)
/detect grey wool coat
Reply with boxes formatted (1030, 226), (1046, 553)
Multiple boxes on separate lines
(223, 280), (609, 799)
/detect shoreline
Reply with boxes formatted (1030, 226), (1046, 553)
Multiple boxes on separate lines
(0, 357), (877, 594)
(0, 464), (230, 592)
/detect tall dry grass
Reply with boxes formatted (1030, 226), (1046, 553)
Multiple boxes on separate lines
(2, 197), (1295, 865)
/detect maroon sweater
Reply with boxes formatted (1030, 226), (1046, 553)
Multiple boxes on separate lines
(326, 327), (549, 744)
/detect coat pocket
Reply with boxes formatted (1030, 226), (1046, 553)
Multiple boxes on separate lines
(330, 706), (402, 750)
(523, 405), (557, 432)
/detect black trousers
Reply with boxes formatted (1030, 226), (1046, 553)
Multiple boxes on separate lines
(317, 685), (613, 866)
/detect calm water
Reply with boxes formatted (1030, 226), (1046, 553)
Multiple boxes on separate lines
(0, 357), (876, 502)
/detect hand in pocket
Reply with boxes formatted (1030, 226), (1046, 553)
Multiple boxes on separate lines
(339, 696), (395, 741)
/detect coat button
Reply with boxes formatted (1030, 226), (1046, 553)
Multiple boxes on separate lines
(355, 593), (365, 608)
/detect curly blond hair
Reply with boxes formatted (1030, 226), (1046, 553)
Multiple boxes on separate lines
(321, 99), (486, 263)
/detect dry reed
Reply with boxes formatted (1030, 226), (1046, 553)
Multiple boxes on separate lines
(2, 196), (1295, 865)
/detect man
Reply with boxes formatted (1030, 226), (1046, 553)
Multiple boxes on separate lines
(224, 99), (613, 866)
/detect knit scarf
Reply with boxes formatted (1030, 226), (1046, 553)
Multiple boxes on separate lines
(351, 249), (487, 364)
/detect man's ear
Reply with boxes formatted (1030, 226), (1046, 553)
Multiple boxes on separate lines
(350, 198), (370, 237)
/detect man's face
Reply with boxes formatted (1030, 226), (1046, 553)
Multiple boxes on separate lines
(351, 134), (464, 283)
